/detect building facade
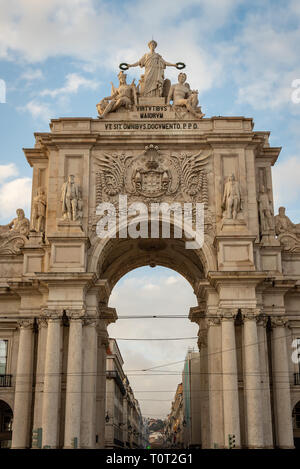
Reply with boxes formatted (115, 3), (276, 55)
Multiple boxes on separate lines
(182, 348), (202, 448)
(105, 339), (144, 449)
(0, 41), (300, 448)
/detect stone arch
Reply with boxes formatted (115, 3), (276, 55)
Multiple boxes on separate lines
(292, 400), (300, 448)
(88, 217), (217, 296)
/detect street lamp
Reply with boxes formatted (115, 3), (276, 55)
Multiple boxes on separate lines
(105, 412), (110, 423)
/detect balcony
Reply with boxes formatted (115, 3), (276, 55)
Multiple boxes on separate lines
(294, 373), (300, 385)
(0, 375), (12, 387)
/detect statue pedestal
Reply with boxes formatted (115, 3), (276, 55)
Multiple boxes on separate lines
(28, 231), (44, 246)
(57, 219), (83, 233)
(261, 230), (280, 247)
(138, 97), (166, 106)
(221, 217), (248, 234)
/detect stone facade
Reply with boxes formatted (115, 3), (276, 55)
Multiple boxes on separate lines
(0, 42), (300, 448)
(105, 339), (145, 449)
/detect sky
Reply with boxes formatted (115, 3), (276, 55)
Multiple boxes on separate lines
(0, 0), (300, 419)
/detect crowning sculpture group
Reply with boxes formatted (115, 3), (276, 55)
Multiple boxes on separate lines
(96, 40), (204, 119)
(0, 40), (299, 255)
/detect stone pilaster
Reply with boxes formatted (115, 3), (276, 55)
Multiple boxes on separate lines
(220, 309), (241, 448)
(241, 309), (264, 448)
(11, 319), (35, 449)
(271, 316), (294, 448)
(80, 318), (98, 449)
(64, 309), (84, 449)
(42, 311), (63, 448)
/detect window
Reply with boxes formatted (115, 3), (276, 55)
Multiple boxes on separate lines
(0, 340), (8, 374)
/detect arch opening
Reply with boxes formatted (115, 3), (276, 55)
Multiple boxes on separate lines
(0, 400), (13, 449)
(106, 265), (200, 449)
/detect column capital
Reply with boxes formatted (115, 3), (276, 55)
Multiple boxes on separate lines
(198, 330), (207, 349)
(42, 308), (64, 321)
(37, 318), (48, 329)
(18, 318), (34, 329)
(206, 316), (221, 327)
(218, 308), (239, 321)
(241, 308), (261, 321)
(270, 316), (289, 328)
(256, 314), (268, 327)
(83, 317), (98, 327)
(66, 308), (86, 320)
(97, 328), (109, 347)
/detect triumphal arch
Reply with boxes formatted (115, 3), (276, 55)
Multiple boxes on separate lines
(0, 41), (300, 449)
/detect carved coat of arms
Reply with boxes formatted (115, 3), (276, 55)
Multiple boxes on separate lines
(93, 144), (211, 206)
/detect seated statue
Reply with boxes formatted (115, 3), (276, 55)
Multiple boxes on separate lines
(275, 207), (300, 237)
(97, 71), (136, 119)
(168, 73), (205, 118)
(0, 208), (30, 237)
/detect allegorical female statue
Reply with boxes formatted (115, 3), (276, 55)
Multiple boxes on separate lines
(127, 40), (179, 97)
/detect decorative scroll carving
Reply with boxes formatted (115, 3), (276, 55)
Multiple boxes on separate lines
(275, 206), (300, 252)
(0, 208), (30, 255)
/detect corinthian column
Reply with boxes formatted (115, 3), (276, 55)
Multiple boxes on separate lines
(271, 317), (294, 448)
(242, 309), (264, 448)
(11, 319), (35, 448)
(42, 312), (62, 448)
(32, 318), (48, 434)
(221, 310), (241, 448)
(80, 318), (98, 449)
(206, 317), (223, 448)
(257, 314), (273, 447)
(64, 310), (84, 449)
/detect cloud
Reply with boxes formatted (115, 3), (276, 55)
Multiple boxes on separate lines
(20, 68), (44, 82)
(40, 73), (99, 98)
(18, 100), (52, 122)
(108, 268), (198, 419)
(0, 176), (32, 221)
(272, 155), (300, 222)
(0, 163), (18, 184)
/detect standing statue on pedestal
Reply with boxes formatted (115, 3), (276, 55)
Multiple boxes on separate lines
(126, 40), (180, 97)
(258, 186), (274, 232)
(61, 175), (81, 222)
(222, 174), (241, 220)
(168, 73), (205, 118)
(97, 71), (136, 118)
(32, 187), (47, 233)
